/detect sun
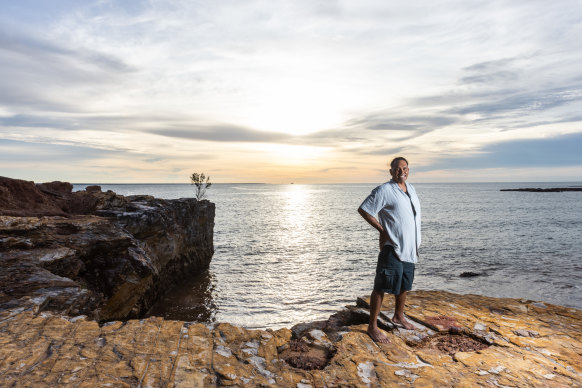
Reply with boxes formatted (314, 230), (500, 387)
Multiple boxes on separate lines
(249, 143), (330, 166)
(242, 77), (344, 136)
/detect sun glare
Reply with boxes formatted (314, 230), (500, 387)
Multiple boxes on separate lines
(243, 78), (344, 136)
(250, 143), (329, 166)
(281, 185), (311, 242)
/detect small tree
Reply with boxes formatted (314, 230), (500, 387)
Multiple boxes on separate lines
(190, 172), (212, 200)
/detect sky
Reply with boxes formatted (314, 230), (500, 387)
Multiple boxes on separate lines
(1, 0), (581, 184)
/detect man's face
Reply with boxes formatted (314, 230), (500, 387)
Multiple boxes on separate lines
(390, 160), (409, 184)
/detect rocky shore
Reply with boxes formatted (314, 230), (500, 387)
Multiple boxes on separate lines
(0, 177), (214, 321)
(1, 177), (581, 386)
(1, 291), (580, 387)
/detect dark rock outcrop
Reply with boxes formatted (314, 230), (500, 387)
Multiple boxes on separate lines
(0, 177), (71, 216)
(500, 187), (582, 192)
(459, 271), (481, 278)
(0, 177), (214, 321)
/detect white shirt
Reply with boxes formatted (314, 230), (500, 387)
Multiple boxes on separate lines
(359, 180), (421, 263)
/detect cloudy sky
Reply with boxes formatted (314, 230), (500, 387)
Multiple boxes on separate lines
(1, 0), (581, 183)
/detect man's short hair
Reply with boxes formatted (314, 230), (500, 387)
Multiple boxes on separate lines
(390, 157), (409, 170)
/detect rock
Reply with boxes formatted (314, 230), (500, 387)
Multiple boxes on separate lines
(459, 271), (481, 278)
(421, 333), (489, 355)
(0, 176), (106, 216)
(279, 338), (332, 370)
(0, 291), (581, 386)
(85, 185), (102, 193)
(0, 177), (214, 321)
(36, 181), (74, 197)
(500, 187), (582, 192)
(0, 177), (68, 217)
(514, 329), (539, 337)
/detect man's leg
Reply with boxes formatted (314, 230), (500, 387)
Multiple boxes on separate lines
(391, 291), (415, 330)
(367, 289), (390, 343)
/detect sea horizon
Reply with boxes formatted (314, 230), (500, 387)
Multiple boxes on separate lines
(72, 180), (582, 185)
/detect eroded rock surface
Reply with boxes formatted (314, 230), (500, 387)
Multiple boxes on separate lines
(1, 291), (580, 387)
(0, 177), (214, 321)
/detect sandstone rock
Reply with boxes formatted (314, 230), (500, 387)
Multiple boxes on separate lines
(4, 291), (579, 387)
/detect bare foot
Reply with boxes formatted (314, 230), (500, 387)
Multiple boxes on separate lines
(392, 315), (415, 330)
(367, 327), (390, 343)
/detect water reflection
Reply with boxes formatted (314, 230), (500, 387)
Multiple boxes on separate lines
(282, 185), (310, 245)
(146, 269), (217, 322)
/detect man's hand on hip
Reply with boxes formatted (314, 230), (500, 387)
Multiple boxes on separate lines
(379, 232), (389, 250)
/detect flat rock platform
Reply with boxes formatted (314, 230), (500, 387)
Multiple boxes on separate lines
(1, 291), (580, 387)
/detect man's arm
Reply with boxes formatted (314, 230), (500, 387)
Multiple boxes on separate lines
(358, 207), (389, 250)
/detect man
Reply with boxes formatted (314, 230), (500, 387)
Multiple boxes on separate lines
(358, 157), (421, 343)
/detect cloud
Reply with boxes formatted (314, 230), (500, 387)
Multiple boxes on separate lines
(0, 26), (135, 113)
(460, 71), (520, 85)
(0, 138), (123, 163)
(462, 57), (520, 73)
(1, 0), (582, 183)
(458, 57), (523, 85)
(447, 86), (582, 117)
(148, 124), (293, 143)
(346, 51), (582, 142)
(356, 147), (406, 157)
(0, 114), (132, 130)
(316, 166), (357, 173)
(417, 132), (582, 172)
(0, 27), (134, 77)
(509, 115), (582, 130)
(345, 113), (456, 136)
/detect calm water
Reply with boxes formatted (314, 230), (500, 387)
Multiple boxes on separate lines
(74, 182), (582, 329)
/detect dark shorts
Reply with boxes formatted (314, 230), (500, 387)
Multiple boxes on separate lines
(373, 245), (415, 295)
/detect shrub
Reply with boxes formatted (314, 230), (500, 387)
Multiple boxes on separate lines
(190, 172), (212, 200)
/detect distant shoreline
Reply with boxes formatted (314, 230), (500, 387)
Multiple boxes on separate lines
(500, 187), (582, 192)
(70, 181), (582, 186)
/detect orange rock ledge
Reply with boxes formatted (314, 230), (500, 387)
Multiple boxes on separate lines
(1, 290), (581, 387)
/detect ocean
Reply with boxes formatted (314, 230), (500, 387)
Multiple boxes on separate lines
(74, 182), (582, 329)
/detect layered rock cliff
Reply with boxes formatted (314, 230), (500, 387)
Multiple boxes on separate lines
(0, 177), (214, 321)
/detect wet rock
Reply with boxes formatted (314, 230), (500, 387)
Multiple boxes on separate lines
(460, 271), (481, 277)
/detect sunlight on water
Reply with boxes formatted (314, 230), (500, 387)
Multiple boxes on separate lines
(208, 183), (370, 329)
(283, 185), (310, 245)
